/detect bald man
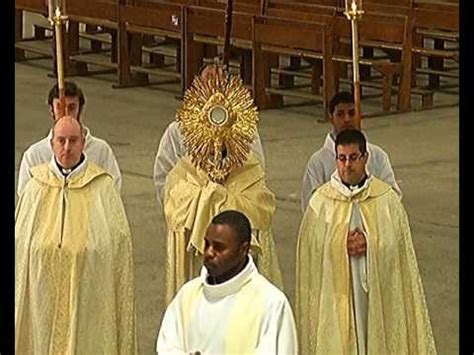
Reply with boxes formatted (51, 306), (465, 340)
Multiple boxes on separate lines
(17, 81), (121, 197)
(15, 116), (138, 354)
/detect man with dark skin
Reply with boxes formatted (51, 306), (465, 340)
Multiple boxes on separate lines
(157, 210), (297, 355)
(160, 64), (282, 305)
(203, 218), (250, 285)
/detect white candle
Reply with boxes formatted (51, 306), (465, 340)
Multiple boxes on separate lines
(55, 17), (64, 91)
(48, 0), (53, 21)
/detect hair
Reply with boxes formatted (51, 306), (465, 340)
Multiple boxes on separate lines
(47, 81), (86, 113)
(335, 129), (367, 155)
(211, 210), (251, 245)
(51, 116), (85, 140)
(329, 91), (354, 116)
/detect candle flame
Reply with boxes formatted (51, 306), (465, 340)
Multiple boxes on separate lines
(351, 0), (357, 12)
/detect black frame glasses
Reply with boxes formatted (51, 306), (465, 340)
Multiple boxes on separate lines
(336, 152), (366, 163)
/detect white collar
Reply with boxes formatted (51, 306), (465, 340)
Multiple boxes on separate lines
(200, 255), (256, 300)
(330, 170), (372, 198)
(323, 132), (336, 152)
(49, 153), (88, 181)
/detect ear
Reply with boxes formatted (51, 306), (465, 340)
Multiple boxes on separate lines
(361, 152), (369, 166)
(48, 106), (55, 121)
(240, 241), (250, 255)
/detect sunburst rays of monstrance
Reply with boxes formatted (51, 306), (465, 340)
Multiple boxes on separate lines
(177, 70), (259, 184)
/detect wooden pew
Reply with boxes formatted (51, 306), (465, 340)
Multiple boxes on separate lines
(255, 4), (412, 113)
(200, 0), (262, 13)
(116, 0), (187, 90)
(64, 0), (119, 76)
(264, 3), (335, 92)
(330, 11), (414, 112)
(252, 15), (335, 110)
(183, 5), (258, 90)
(363, 0), (412, 7)
(288, 0), (339, 6)
(410, 1), (459, 90)
(360, 1), (457, 104)
(190, 0), (263, 86)
(15, 0), (51, 61)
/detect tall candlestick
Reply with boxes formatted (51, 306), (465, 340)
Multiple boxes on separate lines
(343, 0), (364, 129)
(48, 0), (53, 22)
(52, 5), (68, 117)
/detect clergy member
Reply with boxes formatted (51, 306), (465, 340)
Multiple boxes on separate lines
(296, 129), (436, 354)
(15, 116), (138, 354)
(162, 64), (282, 304)
(153, 65), (265, 207)
(17, 81), (122, 196)
(157, 210), (297, 354)
(300, 91), (401, 212)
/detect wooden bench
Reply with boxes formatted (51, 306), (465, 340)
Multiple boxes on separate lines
(64, 0), (119, 77)
(265, 6), (414, 113)
(333, 2), (439, 110)
(116, 0), (186, 90)
(15, 0), (52, 61)
(31, 21), (115, 57)
(329, 11), (415, 112)
(183, 5), (258, 90)
(410, 2), (459, 89)
(291, 0), (340, 6)
(188, 0), (264, 86)
(203, 0), (262, 13)
(252, 15), (335, 110)
(264, 2), (336, 91)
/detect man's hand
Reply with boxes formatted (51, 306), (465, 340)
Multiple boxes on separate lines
(199, 63), (225, 82)
(347, 228), (367, 257)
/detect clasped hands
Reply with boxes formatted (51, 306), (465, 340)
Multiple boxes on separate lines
(347, 227), (367, 257)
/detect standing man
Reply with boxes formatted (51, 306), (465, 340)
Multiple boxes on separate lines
(153, 66), (265, 206)
(301, 91), (400, 212)
(153, 121), (265, 206)
(296, 129), (436, 354)
(17, 81), (122, 196)
(157, 210), (297, 354)
(15, 116), (138, 354)
(161, 64), (283, 305)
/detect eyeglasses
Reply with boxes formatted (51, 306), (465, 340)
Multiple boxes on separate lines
(336, 153), (365, 163)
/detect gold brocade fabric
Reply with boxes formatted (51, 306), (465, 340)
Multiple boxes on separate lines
(164, 154), (283, 304)
(295, 178), (437, 355)
(15, 163), (138, 355)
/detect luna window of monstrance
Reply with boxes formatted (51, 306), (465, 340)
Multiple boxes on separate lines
(177, 68), (258, 184)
